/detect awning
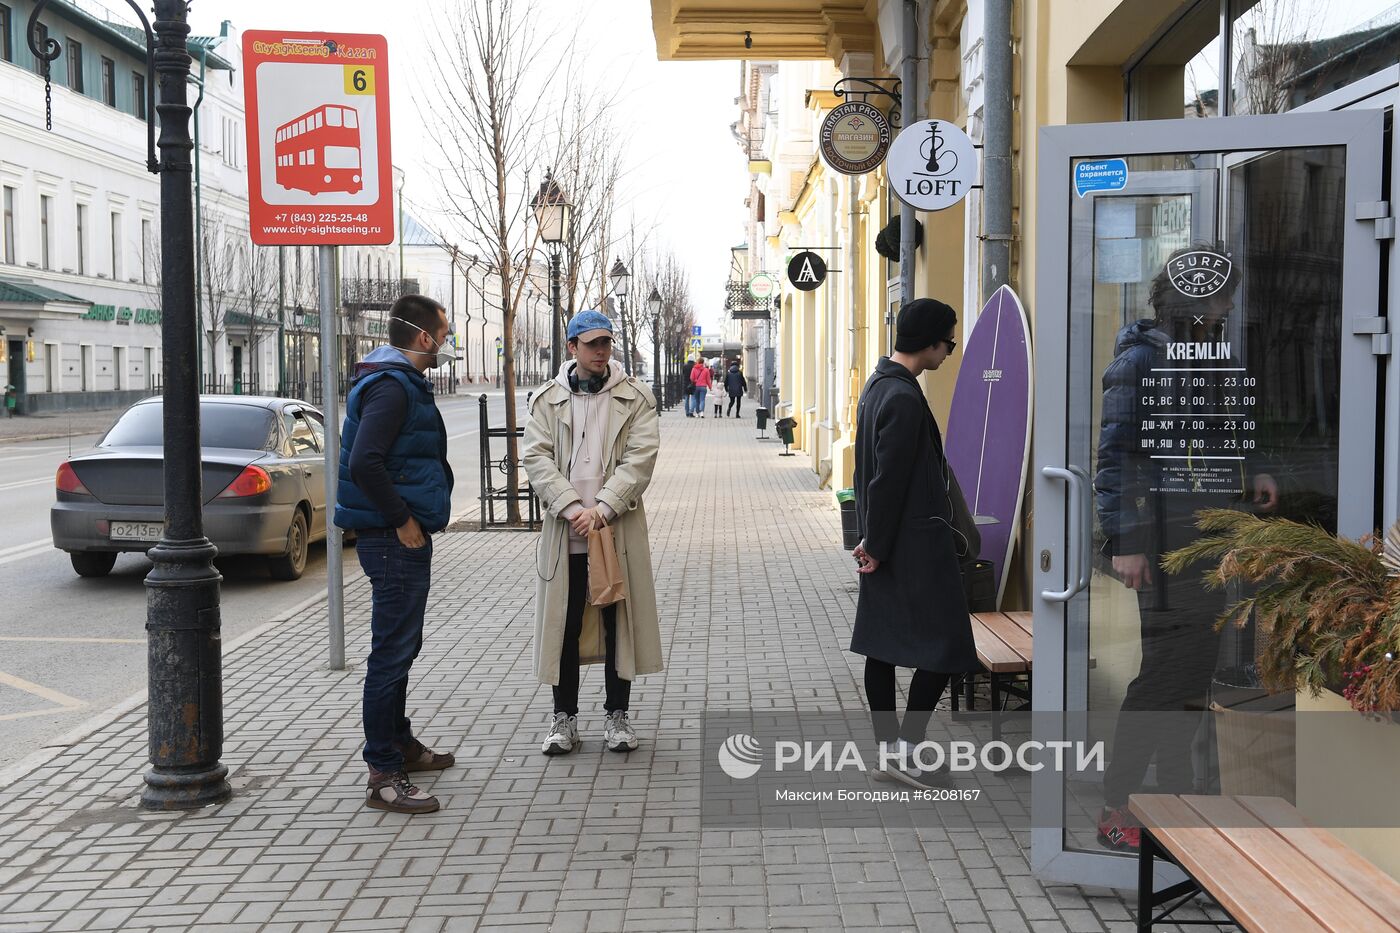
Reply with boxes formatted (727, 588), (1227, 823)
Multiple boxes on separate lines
(0, 277), (92, 318)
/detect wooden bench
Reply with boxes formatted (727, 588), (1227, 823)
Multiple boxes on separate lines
(950, 611), (1033, 739)
(1130, 794), (1400, 932)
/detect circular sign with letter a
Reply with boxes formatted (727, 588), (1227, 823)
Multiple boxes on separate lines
(787, 251), (827, 291)
(819, 101), (891, 176)
(888, 119), (978, 211)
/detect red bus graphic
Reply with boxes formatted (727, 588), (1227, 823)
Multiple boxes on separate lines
(273, 104), (363, 195)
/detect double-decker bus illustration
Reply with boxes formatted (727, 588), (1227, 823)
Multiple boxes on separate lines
(273, 104), (363, 195)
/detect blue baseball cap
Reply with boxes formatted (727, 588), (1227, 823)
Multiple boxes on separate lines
(566, 309), (614, 343)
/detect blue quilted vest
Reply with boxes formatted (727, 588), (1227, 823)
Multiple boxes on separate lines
(334, 366), (452, 533)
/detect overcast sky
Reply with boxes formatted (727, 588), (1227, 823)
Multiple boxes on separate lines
(87, 0), (752, 327)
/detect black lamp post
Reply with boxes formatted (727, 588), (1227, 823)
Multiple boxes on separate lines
(609, 258), (631, 374)
(531, 173), (571, 377)
(29, 0), (229, 809)
(647, 287), (663, 413)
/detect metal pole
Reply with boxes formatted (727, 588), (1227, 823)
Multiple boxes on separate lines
(983, 0), (1013, 301)
(652, 310), (661, 414)
(277, 246), (285, 394)
(141, 0), (229, 810)
(319, 244), (345, 669)
(897, 0), (918, 344)
(549, 248), (562, 376)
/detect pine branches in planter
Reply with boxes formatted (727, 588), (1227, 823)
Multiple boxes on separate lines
(1163, 510), (1400, 714)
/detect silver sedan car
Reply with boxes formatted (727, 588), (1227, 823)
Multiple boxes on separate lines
(51, 396), (333, 580)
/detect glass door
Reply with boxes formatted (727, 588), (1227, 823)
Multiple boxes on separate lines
(1032, 109), (1385, 888)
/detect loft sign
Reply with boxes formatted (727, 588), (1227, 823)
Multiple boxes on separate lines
(888, 119), (978, 212)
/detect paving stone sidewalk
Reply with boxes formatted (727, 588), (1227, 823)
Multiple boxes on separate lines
(0, 411), (1204, 931)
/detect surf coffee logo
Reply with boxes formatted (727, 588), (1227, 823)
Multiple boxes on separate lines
(718, 734), (764, 780)
(1168, 249), (1233, 298)
(787, 251), (827, 292)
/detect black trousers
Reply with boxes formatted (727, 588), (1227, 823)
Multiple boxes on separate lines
(864, 657), (951, 745)
(554, 554), (631, 716)
(1102, 556), (1223, 807)
(727, 393), (743, 417)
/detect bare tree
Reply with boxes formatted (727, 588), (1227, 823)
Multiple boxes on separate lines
(424, 0), (568, 523)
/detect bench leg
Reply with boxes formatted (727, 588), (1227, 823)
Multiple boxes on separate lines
(1138, 830), (1155, 932)
(951, 676), (961, 712)
(991, 674), (1002, 743)
(965, 673), (977, 710)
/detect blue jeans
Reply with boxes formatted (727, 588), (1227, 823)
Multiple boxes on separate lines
(693, 387), (708, 413)
(357, 532), (433, 772)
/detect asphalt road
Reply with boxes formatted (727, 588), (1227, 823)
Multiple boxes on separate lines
(0, 387), (540, 772)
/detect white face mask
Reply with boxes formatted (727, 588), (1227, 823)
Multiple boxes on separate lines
(392, 317), (455, 368)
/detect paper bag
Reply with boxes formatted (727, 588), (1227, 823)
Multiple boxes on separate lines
(587, 525), (627, 607)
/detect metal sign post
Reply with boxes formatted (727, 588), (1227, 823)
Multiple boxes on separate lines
(319, 245), (345, 669)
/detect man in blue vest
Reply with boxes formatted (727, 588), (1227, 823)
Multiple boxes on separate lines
(336, 294), (456, 814)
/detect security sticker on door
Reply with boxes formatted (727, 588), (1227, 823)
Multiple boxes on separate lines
(1074, 159), (1128, 198)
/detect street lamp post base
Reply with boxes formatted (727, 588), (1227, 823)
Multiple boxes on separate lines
(141, 763), (232, 810)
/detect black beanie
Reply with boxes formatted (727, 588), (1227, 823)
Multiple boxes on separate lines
(894, 298), (957, 353)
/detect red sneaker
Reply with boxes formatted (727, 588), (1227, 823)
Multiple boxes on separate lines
(1097, 806), (1141, 851)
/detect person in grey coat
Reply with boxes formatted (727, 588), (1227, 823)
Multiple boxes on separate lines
(851, 298), (978, 788)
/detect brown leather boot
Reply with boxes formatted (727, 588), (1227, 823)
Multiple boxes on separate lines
(395, 737), (456, 772)
(365, 768), (440, 814)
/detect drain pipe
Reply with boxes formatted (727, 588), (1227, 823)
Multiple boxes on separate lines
(896, 0), (918, 348)
(982, 0), (1013, 300)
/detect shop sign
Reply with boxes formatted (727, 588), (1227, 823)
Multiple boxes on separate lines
(1167, 249), (1233, 298)
(81, 304), (157, 325)
(888, 119), (978, 212)
(748, 274), (779, 301)
(787, 251), (827, 291)
(819, 101), (891, 176)
(134, 308), (161, 325)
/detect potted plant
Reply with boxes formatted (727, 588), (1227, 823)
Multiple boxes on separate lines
(1164, 510), (1400, 713)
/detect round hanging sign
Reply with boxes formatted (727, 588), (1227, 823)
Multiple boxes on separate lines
(819, 101), (892, 176)
(786, 251), (827, 291)
(748, 274), (778, 301)
(887, 119), (978, 211)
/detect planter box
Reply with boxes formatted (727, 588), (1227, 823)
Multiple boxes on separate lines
(1296, 687), (1400, 881)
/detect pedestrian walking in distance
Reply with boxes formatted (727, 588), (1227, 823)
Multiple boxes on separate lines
(683, 358), (698, 417)
(336, 294), (458, 814)
(851, 298), (977, 789)
(724, 360), (747, 418)
(524, 309), (664, 756)
(690, 358), (712, 418)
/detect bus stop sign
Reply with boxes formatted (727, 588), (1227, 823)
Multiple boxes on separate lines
(242, 31), (395, 245)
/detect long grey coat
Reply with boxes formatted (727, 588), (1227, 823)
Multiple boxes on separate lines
(851, 358), (978, 673)
(522, 375), (663, 686)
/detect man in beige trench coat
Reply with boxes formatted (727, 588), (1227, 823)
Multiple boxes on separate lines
(523, 309), (663, 755)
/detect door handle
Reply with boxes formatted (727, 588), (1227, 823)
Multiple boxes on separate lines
(1069, 465), (1093, 592)
(1040, 466), (1087, 602)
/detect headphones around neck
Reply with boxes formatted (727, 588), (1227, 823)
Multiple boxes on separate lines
(569, 366), (607, 394)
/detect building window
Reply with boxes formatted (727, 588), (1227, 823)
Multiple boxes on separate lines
(110, 212), (121, 279)
(101, 57), (115, 106)
(0, 4), (12, 64)
(76, 203), (87, 275)
(30, 23), (46, 76)
(66, 40), (83, 93)
(40, 195), (52, 270)
(133, 72), (146, 120)
(1, 186), (13, 265)
(141, 218), (152, 284)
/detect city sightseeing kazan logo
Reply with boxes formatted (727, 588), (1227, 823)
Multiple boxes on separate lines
(717, 734), (1104, 779)
(718, 734), (764, 780)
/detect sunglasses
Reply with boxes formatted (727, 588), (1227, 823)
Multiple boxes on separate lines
(941, 337), (957, 353)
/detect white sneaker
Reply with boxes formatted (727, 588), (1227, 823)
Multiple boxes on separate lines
(542, 712), (579, 755)
(880, 739), (947, 789)
(603, 710), (639, 752)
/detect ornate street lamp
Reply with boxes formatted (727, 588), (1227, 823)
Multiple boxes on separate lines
(609, 257), (631, 374)
(28, 0), (228, 809)
(531, 173), (571, 375)
(647, 287), (663, 413)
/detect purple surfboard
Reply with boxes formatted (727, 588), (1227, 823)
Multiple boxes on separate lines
(944, 285), (1033, 606)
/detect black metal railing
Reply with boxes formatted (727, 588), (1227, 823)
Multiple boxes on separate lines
(477, 393), (540, 531)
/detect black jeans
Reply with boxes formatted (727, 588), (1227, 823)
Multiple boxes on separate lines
(727, 393), (742, 417)
(357, 532), (433, 772)
(554, 554), (631, 715)
(1102, 557), (1223, 807)
(864, 657), (951, 745)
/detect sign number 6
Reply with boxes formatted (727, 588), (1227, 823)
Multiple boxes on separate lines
(344, 66), (374, 95)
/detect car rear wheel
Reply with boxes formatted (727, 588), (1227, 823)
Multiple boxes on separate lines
(70, 551), (117, 578)
(269, 510), (309, 581)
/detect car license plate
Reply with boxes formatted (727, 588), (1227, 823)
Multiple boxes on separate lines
(109, 521), (163, 542)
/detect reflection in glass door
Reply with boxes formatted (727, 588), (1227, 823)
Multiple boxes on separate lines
(1033, 110), (1384, 888)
